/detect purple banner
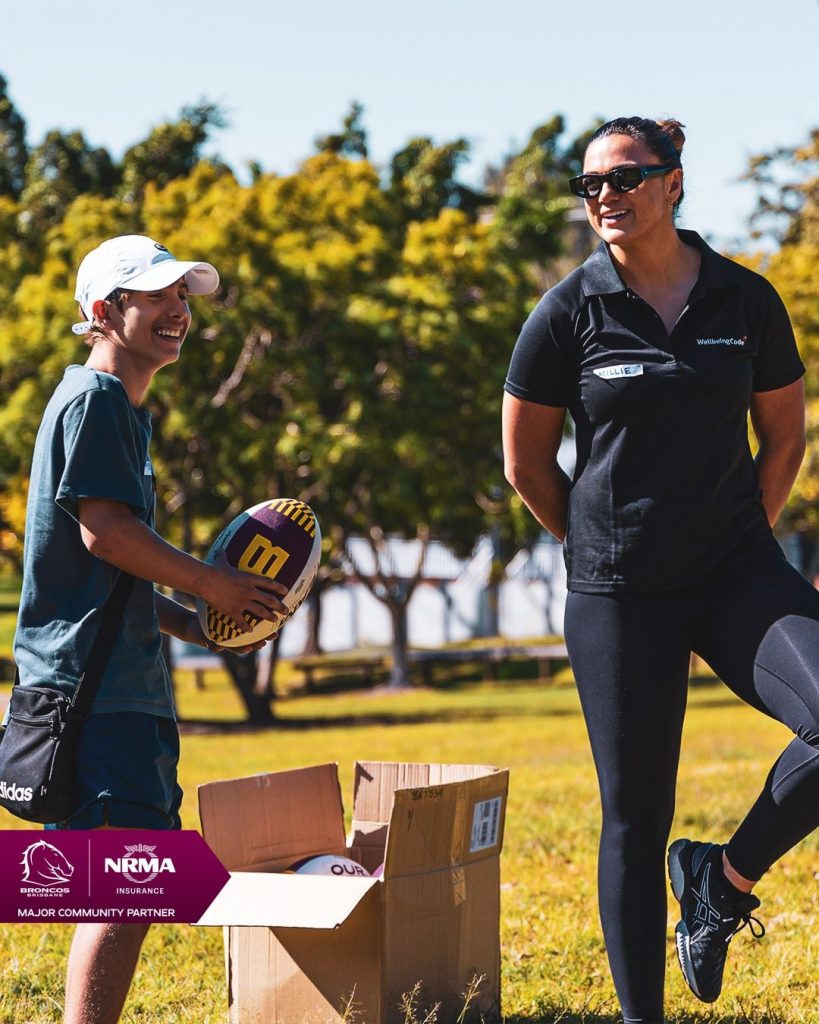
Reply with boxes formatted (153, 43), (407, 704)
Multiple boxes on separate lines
(0, 831), (229, 923)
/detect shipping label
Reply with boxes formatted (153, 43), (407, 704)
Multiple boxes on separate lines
(469, 797), (503, 852)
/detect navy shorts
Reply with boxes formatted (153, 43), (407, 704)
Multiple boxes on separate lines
(45, 712), (183, 831)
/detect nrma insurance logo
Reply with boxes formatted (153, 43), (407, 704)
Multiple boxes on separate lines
(105, 843), (176, 886)
(20, 840), (74, 895)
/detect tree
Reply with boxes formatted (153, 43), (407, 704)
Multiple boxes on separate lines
(741, 129), (819, 541)
(20, 130), (118, 236)
(138, 146), (534, 692)
(487, 115), (597, 270)
(744, 129), (819, 247)
(0, 193), (137, 563)
(138, 151), (397, 714)
(388, 136), (486, 223)
(327, 206), (531, 686)
(118, 102), (228, 202)
(315, 102), (369, 159)
(0, 73), (28, 200)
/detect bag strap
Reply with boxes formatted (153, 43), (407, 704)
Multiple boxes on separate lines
(70, 572), (136, 719)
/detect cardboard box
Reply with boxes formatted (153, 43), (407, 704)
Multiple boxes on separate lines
(198, 761), (508, 1024)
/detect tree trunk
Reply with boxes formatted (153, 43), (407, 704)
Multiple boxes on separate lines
(301, 587), (323, 656)
(388, 601), (411, 690)
(219, 650), (276, 723)
(483, 527), (503, 637)
(254, 632), (281, 698)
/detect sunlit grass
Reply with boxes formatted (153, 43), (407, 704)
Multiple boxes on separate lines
(0, 676), (816, 1022)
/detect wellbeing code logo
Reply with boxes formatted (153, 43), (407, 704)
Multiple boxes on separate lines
(696, 336), (747, 347)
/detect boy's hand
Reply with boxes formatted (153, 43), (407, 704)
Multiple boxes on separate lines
(201, 551), (289, 635)
(179, 610), (270, 655)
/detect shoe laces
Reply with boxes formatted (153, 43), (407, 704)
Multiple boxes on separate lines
(720, 901), (765, 937)
(732, 909), (765, 940)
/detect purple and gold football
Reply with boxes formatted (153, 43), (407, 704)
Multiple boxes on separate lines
(196, 498), (321, 648)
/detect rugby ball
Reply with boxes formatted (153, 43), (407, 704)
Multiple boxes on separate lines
(286, 854), (370, 878)
(196, 498), (321, 648)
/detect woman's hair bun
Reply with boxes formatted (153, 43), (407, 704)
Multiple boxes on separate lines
(656, 119), (686, 156)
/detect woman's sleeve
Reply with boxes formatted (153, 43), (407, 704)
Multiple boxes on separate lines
(752, 279), (805, 393)
(504, 292), (576, 407)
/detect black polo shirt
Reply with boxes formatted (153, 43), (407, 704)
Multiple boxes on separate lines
(505, 230), (804, 593)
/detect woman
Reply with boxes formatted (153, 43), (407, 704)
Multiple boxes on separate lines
(502, 116), (819, 1024)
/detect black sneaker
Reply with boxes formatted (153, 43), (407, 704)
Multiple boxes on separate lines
(667, 838), (765, 1002)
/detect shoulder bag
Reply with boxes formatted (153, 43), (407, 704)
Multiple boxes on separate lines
(0, 572), (135, 824)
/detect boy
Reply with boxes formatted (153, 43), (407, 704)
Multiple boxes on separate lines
(12, 235), (284, 1024)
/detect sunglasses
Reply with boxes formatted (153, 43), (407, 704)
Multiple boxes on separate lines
(568, 164), (675, 199)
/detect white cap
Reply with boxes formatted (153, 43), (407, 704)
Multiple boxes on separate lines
(72, 234), (220, 335)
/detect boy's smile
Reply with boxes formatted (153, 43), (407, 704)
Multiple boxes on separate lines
(119, 280), (191, 365)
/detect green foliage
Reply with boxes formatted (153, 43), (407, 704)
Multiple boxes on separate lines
(388, 137), (486, 222)
(0, 74), (27, 200)
(487, 115), (594, 265)
(20, 130), (118, 237)
(745, 129), (819, 247)
(315, 101), (369, 159)
(118, 102), (228, 203)
(742, 128), (819, 535)
(343, 207), (524, 550)
(0, 194), (136, 472)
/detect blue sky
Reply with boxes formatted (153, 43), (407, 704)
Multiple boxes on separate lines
(3, 0), (817, 249)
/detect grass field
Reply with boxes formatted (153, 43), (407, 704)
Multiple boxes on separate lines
(0, 672), (817, 1023)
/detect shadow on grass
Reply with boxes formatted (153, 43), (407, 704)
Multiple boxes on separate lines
(503, 1012), (616, 1023)
(504, 1011), (787, 1024)
(178, 702), (581, 735)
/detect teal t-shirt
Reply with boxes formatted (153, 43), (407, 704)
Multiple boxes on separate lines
(13, 365), (174, 717)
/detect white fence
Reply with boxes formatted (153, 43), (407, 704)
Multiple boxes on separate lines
(275, 534), (567, 657)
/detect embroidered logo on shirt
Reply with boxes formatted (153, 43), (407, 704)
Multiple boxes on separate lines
(696, 336), (747, 347)
(144, 458), (153, 477)
(593, 364), (644, 379)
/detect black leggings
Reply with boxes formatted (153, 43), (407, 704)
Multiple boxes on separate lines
(564, 546), (819, 1024)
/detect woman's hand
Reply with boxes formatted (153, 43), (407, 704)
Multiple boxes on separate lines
(750, 378), (806, 526)
(502, 393), (572, 541)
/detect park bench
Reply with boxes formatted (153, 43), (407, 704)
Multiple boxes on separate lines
(290, 653), (388, 692)
(511, 643), (571, 682)
(408, 643), (569, 685)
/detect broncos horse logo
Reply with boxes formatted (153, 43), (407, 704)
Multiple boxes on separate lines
(21, 840), (74, 887)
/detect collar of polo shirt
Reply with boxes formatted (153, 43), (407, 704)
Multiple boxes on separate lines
(580, 229), (747, 299)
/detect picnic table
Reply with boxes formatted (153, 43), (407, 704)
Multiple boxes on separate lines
(408, 643), (569, 684)
(289, 644), (571, 690)
(290, 653), (388, 691)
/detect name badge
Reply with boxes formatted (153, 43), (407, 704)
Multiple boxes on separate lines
(593, 364), (644, 380)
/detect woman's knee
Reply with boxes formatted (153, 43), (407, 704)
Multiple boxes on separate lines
(600, 809), (674, 857)
(755, 615), (819, 743)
